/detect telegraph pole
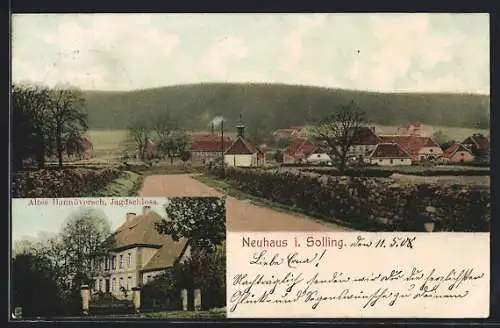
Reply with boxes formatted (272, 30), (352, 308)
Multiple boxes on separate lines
(220, 119), (225, 175)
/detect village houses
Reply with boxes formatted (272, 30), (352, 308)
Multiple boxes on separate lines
(188, 128), (232, 164)
(92, 206), (190, 300)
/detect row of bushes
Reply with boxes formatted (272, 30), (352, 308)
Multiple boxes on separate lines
(11, 168), (122, 198)
(299, 166), (491, 177)
(209, 168), (490, 232)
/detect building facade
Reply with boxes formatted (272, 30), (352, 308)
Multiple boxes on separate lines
(224, 118), (265, 167)
(92, 206), (189, 300)
(368, 143), (412, 166)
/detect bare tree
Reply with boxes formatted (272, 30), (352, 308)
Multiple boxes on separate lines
(127, 119), (151, 161)
(310, 101), (366, 173)
(48, 87), (88, 169)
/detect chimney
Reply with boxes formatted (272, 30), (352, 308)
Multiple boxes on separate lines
(143, 206), (151, 216)
(126, 212), (136, 222)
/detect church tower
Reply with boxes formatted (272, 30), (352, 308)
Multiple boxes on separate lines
(236, 113), (245, 137)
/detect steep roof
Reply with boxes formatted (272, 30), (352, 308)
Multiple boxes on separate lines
(284, 138), (317, 157)
(225, 136), (261, 155)
(463, 134), (490, 151)
(142, 241), (189, 271)
(379, 135), (440, 156)
(370, 143), (411, 159)
(351, 127), (383, 145)
(109, 211), (188, 252)
(442, 143), (472, 158)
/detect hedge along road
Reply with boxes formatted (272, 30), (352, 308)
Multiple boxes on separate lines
(139, 174), (354, 232)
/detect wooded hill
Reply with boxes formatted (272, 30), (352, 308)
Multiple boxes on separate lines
(83, 83), (490, 136)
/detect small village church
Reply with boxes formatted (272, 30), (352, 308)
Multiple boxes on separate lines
(224, 115), (265, 167)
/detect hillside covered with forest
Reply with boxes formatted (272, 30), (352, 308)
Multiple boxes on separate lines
(83, 83), (490, 136)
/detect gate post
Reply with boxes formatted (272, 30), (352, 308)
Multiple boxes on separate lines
(194, 288), (202, 311)
(181, 289), (188, 311)
(80, 285), (89, 315)
(132, 287), (141, 313)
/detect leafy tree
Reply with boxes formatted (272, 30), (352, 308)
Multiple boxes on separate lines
(275, 136), (293, 149)
(431, 129), (452, 146)
(35, 208), (113, 314)
(180, 150), (191, 162)
(48, 86), (88, 168)
(155, 197), (226, 253)
(65, 130), (86, 160)
(11, 253), (64, 317)
(310, 101), (366, 173)
(11, 84), (53, 170)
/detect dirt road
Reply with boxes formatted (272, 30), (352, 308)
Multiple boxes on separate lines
(139, 174), (353, 232)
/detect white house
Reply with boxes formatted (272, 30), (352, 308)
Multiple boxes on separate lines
(368, 143), (412, 166)
(223, 118), (265, 167)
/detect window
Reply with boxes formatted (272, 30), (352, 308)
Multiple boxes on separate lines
(119, 255), (123, 269)
(400, 159), (404, 162)
(105, 257), (109, 271)
(461, 152), (465, 157)
(112, 256), (116, 270)
(379, 159), (383, 163)
(112, 278), (116, 292)
(128, 253), (132, 268)
(389, 159), (393, 164)
(119, 277), (124, 288)
(317, 154), (321, 158)
(127, 276), (132, 290)
(98, 279), (102, 291)
(429, 149), (433, 153)
(147, 275), (152, 283)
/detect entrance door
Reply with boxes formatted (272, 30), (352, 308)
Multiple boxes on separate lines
(105, 279), (110, 293)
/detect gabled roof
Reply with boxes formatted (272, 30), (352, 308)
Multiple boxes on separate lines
(283, 138), (317, 157)
(442, 143), (472, 158)
(370, 143), (411, 159)
(189, 134), (232, 152)
(109, 211), (188, 253)
(379, 135), (440, 156)
(224, 136), (262, 155)
(351, 127), (383, 145)
(142, 240), (189, 272)
(463, 134), (490, 151)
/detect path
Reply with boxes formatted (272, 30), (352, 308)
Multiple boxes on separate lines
(139, 174), (353, 232)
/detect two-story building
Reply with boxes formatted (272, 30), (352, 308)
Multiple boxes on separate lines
(92, 206), (190, 299)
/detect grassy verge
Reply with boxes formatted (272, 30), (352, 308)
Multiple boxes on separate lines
(94, 171), (144, 196)
(194, 174), (383, 231)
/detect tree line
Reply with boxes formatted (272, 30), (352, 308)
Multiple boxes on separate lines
(126, 111), (191, 164)
(12, 83), (88, 171)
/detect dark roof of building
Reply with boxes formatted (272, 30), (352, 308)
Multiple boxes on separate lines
(283, 138), (317, 157)
(370, 143), (411, 159)
(351, 127), (383, 145)
(225, 136), (262, 155)
(463, 134), (490, 151)
(108, 211), (188, 270)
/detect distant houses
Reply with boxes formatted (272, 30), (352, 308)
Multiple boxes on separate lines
(276, 124), (489, 167)
(189, 132), (232, 164)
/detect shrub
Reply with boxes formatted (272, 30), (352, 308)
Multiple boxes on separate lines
(208, 167), (490, 232)
(11, 168), (122, 198)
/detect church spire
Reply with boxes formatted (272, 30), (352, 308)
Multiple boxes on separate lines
(236, 113), (245, 137)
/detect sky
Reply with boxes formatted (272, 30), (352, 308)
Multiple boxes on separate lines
(11, 197), (170, 243)
(12, 13), (489, 94)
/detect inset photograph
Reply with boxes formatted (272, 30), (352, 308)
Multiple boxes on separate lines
(11, 197), (226, 320)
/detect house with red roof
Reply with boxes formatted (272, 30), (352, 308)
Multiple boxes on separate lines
(368, 143), (412, 166)
(224, 117), (265, 167)
(283, 138), (317, 164)
(378, 135), (442, 162)
(441, 143), (474, 163)
(189, 132), (232, 163)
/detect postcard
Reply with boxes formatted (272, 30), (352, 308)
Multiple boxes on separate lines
(10, 13), (490, 320)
